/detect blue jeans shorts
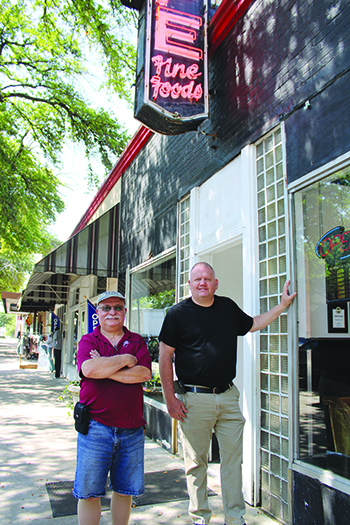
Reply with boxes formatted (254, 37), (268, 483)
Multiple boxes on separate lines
(73, 419), (145, 499)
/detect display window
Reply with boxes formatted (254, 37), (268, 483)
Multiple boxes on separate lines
(293, 165), (350, 480)
(129, 253), (176, 359)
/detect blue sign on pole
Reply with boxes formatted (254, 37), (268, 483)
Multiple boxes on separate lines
(87, 299), (99, 333)
(51, 312), (60, 332)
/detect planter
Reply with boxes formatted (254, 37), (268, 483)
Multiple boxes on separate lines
(143, 395), (178, 454)
(67, 384), (80, 405)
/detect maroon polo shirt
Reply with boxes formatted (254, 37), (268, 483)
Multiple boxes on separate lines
(77, 326), (151, 428)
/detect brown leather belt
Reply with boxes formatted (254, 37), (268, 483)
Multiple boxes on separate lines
(184, 382), (233, 394)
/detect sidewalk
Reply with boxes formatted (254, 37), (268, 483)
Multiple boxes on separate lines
(0, 338), (279, 525)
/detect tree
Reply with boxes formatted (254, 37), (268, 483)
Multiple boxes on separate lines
(0, 0), (137, 291)
(0, 311), (16, 336)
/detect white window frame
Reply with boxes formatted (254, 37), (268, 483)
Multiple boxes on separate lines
(288, 149), (350, 496)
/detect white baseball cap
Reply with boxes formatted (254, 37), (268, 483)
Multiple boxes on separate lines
(96, 291), (126, 306)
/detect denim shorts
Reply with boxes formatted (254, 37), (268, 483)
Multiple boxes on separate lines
(73, 419), (145, 499)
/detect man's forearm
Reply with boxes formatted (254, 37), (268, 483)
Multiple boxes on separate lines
(109, 365), (151, 384)
(159, 342), (187, 421)
(250, 279), (296, 333)
(251, 302), (285, 332)
(81, 354), (136, 379)
(159, 352), (175, 402)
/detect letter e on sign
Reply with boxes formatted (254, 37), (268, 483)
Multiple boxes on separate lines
(155, 7), (203, 61)
(134, 0), (208, 134)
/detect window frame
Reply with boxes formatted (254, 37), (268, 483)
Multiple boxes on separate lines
(289, 150), (350, 495)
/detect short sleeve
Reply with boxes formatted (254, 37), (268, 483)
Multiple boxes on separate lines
(76, 334), (96, 376)
(134, 336), (152, 370)
(159, 307), (179, 348)
(234, 303), (253, 336)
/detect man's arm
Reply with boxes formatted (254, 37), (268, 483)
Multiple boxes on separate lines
(250, 280), (296, 333)
(86, 349), (152, 383)
(81, 353), (137, 379)
(109, 365), (151, 384)
(159, 341), (187, 422)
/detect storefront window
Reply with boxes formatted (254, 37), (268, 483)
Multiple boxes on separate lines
(293, 166), (350, 479)
(70, 310), (79, 365)
(130, 255), (176, 360)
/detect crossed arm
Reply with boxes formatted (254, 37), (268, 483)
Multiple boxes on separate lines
(81, 351), (151, 384)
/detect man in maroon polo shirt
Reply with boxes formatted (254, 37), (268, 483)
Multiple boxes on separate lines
(73, 291), (152, 525)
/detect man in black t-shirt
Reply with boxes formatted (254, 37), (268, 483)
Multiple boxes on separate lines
(159, 262), (296, 525)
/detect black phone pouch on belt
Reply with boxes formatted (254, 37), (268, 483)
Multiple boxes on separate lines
(173, 379), (187, 394)
(74, 402), (90, 435)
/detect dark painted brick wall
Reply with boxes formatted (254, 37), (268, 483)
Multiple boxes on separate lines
(119, 0), (350, 275)
(293, 470), (350, 525)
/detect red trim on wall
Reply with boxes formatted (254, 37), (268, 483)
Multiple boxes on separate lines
(70, 126), (154, 236)
(70, 0), (253, 237)
(209, 0), (255, 57)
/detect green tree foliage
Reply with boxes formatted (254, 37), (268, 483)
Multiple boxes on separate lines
(0, 311), (16, 336)
(132, 289), (176, 310)
(0, 0), (137, 291)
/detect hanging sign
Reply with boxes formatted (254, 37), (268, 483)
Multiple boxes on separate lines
(327, 302), (348, 333)
(51, 312), (60, 332)
(87, 299), (100, 333)
(134, 0), (208, 134)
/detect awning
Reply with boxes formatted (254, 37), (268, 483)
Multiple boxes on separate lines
(1, 292), (23, 314)
(19, 203), (120, 313)
(19, 272), (70, 313)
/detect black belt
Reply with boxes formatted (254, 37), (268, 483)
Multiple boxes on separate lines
(184, 382), (233, 394)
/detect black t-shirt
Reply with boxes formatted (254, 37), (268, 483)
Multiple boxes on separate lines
(159, 295), (253, 387)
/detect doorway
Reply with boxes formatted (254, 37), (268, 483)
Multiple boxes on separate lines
(198, 240), (245, 400)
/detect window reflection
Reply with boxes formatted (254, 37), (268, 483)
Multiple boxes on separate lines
(294, 167), (350, 479)
(130, 256), (176, 359)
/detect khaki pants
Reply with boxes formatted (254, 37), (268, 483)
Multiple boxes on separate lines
(179, 384), (245, 525)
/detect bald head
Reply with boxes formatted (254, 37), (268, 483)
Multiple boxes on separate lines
(190, 262), (216, 280)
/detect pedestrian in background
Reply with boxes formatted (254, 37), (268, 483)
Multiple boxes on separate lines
(46, 332), (55, 372)
(53, 326), (62, 378)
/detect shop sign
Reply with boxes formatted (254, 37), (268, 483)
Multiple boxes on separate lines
(327, 302), (348, 333)
(87, 299), (99, 333)
(315, 226), (350, 264)
(134, 0), (208, 134)
(51, 312), (60, 332)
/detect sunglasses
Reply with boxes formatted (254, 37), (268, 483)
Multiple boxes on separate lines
(99, 305), (125, 312)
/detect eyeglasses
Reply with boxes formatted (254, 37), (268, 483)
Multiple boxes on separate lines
(99, 305), (125, 312)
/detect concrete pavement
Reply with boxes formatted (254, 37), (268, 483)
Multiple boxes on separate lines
(0, 338), (279, 525)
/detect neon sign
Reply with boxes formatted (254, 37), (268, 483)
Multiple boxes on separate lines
(316, 226), (350, 263)
(134, 0), (208, 134)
